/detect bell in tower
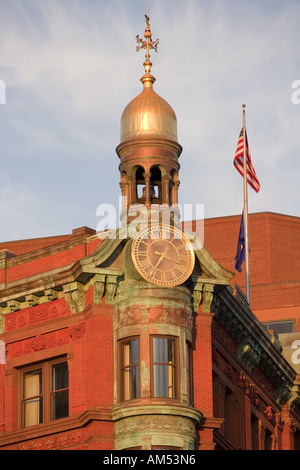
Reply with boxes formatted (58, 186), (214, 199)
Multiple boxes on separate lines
(116, 14), (182, 227)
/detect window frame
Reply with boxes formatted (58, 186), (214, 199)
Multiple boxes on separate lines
(150, 335), (179, 400)
(118, 336), (140, 403)
(262, 319), (294, 335)
(19, 358), (69, 429)
(186, 340), (193, 405)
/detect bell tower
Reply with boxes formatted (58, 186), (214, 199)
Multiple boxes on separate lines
(112, 12), (203, 451)
(116, 15), (182, 225)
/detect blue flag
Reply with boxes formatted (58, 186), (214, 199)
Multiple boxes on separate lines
(235, 213), (245, 272)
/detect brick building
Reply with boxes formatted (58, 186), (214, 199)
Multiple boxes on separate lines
(0, 16), (300, 451)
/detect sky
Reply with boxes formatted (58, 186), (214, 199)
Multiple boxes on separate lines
(0, 0), (299, 242)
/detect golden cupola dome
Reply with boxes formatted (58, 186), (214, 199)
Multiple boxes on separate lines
(120, 75), (178, 144)
(120, 15), (178, 144)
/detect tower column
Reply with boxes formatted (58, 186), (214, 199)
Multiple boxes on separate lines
(143, 172), (151, 207)
(162, 174), (170, 205)
(173, 180), (180, 205)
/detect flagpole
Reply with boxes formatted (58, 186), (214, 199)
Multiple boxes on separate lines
(242, 104), (251, 305)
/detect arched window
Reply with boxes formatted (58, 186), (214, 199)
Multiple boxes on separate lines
(135, 166), (146, 203)
(150, 166), (162, 204)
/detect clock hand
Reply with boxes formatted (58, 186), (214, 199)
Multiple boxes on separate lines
(150, 253), (166, 275)
(154, 251), (178, 264)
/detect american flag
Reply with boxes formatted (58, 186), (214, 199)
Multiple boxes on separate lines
(234, 129), (260, 193)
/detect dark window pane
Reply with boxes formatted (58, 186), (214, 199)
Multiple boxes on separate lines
(52, 390), (69, 420)
(262, 320), (294, 335)
(52, 362), (68, 391)
(129, 338), (139, 365)
(52, 362), (69, 420)
(269, 321), (294, 335)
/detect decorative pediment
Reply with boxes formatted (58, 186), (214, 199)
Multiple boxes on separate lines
(183, 231), (234, 286)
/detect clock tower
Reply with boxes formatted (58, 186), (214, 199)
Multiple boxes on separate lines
(111, 14), (233, 450)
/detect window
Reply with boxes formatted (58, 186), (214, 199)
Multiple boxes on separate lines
(251, 414), (259, 450)
(120, 337), (139, 401)
(262, 320), (294, 335)
(51, 362), (69, 420)
(22, 369), (43, 427)
(152, 336), (177, 398)
(21, 360), (69, 428)
(186, 341), (193, 405)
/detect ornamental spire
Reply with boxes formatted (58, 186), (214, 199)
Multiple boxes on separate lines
(136, 12), (159, 84)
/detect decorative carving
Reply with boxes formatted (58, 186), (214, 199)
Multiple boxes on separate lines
(93, 275), (106, 303)
(155, 308), (178, 326)
(238, 372), (259, 406)
(44, 289), (58, 301)
(288, 385), (300, 410)
(105, 276), (118, 304)
(192, 283), (203, 313)
(202, 285), (214, 313)
(276, 382), (292, 407)
(239, 340), (262, 370)
(264, 406), (276, 426)
(115, 415), (195, 437)
(275, 413), (285, 432)
(25, 294), (39, 307)
(9, 330), (70, 358)
(16, 430), (85, 450)
(4, 298), (71, 332)
(115, 305), (193, 330)
(64, 283), (85, 314)
(6, 300), (21, 312)
(69, 323), (86, 341)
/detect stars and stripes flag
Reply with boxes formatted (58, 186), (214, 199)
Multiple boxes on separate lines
(234, 129), (260, 193)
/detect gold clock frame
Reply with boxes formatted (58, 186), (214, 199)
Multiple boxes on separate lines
(131, 224), (195, 287)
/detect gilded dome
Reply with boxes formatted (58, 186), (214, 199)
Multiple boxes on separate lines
(120, 76), (178, 144)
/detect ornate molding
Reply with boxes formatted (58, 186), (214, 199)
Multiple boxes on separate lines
(238, 338), (262, 370)
(8, 329), (71, 359)
(288, 385), (300, 410)
(238, 372), (259, 406)
(192, 282), (203, 313)
(114, 305), (193, 330)
(105, 275), (118, 304)
(115, 414), (196, 437)
(3, 298), (71, 332)
(213, 291), (295, 406)
(69, 322), (86, 341)
(202, 284), (214, 313)
(64, 282), (85, 314)
(16, 429), (85, 450)
(189, 280), (215, 314)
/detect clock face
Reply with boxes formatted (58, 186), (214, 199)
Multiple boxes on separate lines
(131, 224), (195, 287)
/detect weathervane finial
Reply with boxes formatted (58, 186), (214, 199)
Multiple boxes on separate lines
(136, 9), (159, 81)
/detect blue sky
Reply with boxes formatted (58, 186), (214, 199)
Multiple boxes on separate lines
(0, 0), (299, 242)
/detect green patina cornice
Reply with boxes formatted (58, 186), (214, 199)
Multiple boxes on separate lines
(213, 285), (296, 406)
